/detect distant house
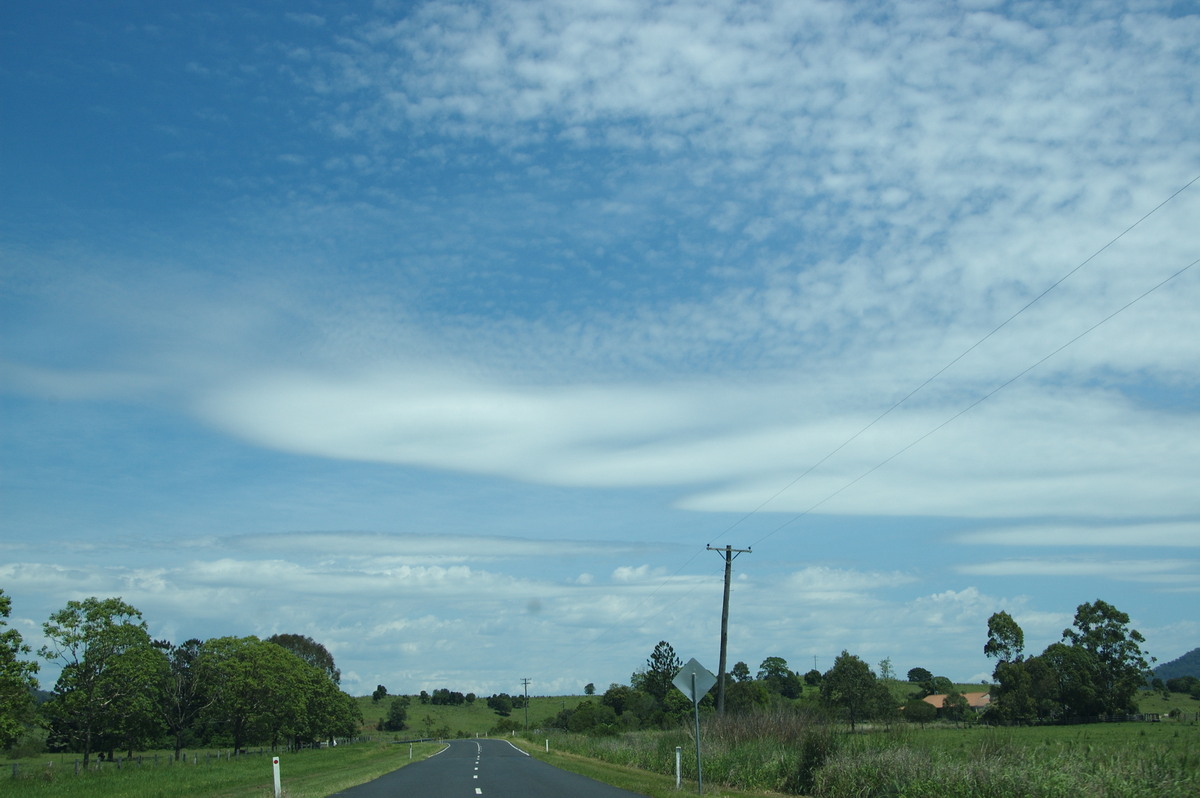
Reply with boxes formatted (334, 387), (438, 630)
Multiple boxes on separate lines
(921, 692), (991, 712)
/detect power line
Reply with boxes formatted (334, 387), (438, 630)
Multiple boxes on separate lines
(749, 254), (1199, 549)
(708, 172), (1200, 548)
(553, 175), (1198, 683)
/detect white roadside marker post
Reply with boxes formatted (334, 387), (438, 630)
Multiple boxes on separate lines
(272, 756), (281, 798)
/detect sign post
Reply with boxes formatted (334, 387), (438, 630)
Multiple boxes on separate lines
(272, 756), (281, 798)
(672, 658), (717, 794)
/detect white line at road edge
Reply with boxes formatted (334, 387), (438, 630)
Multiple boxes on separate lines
(500, 740), (530, 757)
(427, 744), (451, 758)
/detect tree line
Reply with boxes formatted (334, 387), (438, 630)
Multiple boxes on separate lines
(550, 598), (1158, 734)
(984, 599), (1156, 723)
(0, 591), (361, 765)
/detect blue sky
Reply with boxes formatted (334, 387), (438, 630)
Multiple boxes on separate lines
(2, 0), (1198, 698)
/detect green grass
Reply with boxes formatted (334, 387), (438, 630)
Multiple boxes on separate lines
(815, 722), (1200, 798)
(1, 740), (442, 798)
(511, 736), (789, 798)
(515, 709), (1199, 798)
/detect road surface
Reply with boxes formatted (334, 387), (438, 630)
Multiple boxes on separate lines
(330, 738), (649, 798)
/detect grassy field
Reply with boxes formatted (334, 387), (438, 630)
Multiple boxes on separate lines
(5, 689), (1195, 797)
(0, 739), (443, 798)
(524, 702), (1200, 798)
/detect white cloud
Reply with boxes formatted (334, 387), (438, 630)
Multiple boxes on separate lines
(956, 522), (1200, 547)
(957, 558), (1198, 584)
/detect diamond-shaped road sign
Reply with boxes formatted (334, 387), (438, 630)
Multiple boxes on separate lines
(672, 658), (717, 705)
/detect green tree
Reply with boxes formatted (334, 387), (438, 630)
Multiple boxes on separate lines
(641, 641), (682, 703)
(266, 633), (340, 685)
(724, 679), (770, 713)
(154, 638), (209, 761)
(1, 589), (39, 750)
(197, 636), (310, 751)
(584, 682), (595, 695)
(487, 694), (513, 716)
(941, 690), (970, 722)
(757, 656), (803, 699)
(731, 661), (751, 682)
(906, 667), (932, 683)
(378, 696), (408, 732)
(1040, 641), (1102, 718)
(984, 611), (1025, 663)
(566, 699), (617, 734)
(40, 597), (167, 765)
(820, 650), (892, 730)
(903, 697), (936, 725)
(372, 684), (388, 702)
(1061, 599), (1153, 715)
(296, 670), (361, 745)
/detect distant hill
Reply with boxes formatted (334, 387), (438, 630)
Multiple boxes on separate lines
(1154, 647), (1200, 681)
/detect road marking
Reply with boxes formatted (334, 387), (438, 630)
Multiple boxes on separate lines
(475, 789), (482, 795)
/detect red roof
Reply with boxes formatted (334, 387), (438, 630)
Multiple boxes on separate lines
(921, 691), (991, 709)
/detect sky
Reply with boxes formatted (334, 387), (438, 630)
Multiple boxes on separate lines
(2, 0), (1198, 699)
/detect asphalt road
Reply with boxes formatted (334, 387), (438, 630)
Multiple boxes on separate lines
(329, 738), (650, 798)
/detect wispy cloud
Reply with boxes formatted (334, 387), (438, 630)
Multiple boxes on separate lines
(3, 0), (1197, 695)
(956, 522), (1200, 547)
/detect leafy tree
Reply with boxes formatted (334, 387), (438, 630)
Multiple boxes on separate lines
(266, 633), (340, 685)
(757, 656), (803, 699)
(566, 699), (617, 734)
(1166, 676), (1198, 694)
(925, 676), (954, 697)
(154, 638), (209, 760)
(641, 641), (682, 703)
(903, 697), (936, 725)
(1061, 599), (1153, 715)
(1040, 641), (1103, 718)
(731, 661), (751, 682)
(601, 683), (636, 715)
(820, 650), (892, 730)
(372, 684), (388, 702)
(725, 679), (770, 713)
(487, 694), (513, 716)
(296, 671), (360, 745)
(984, 611), (1025, 663)
(1, 589), (39, 750)
(906, 667), (933, 683)
(378, 696), (408, 731)
(584, 682), (595, 696)
(40, 597), (167, 766)
(878, 658), (894, 681)
(197, 636), (310, 751)
(941, 690), (970, 722)
(804, 669), (822, 686)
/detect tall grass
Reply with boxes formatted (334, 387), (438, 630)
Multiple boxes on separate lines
(813, 724), (1199, 798)
(539, 707), (839, 794)
(534, 710), (1199, 798)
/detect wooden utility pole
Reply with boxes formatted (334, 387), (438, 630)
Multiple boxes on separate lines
(707, 544), (751, 715)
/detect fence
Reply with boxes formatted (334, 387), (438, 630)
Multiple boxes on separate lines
(6, 736), (378, 780)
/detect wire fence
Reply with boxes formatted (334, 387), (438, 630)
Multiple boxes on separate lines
(5, 735), (379, 780)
